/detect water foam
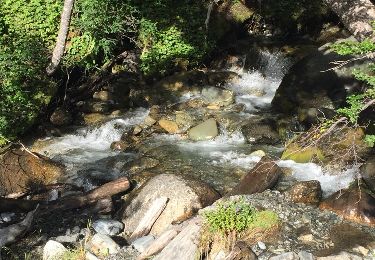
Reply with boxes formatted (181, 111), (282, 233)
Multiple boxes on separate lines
(40, 108), (149, 164)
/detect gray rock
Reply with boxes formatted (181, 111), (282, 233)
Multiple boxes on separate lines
(92, 219), (124, 236)
(89, 233), (120, 255)
(122, 174), (220, 236)
(298, 251), (315, 260)
(43, 240), (68, 260)
(188, 118), (219, 141)
(131, 235), (155, 253)
(269, 252), (299, 260)
(316, 252), (363, 260)
(201, 87), (234, 107)
(55, 233), (79, 243)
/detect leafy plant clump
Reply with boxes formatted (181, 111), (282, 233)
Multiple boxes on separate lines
(202, 199), (279, 241)
(329, 38), (375, 146)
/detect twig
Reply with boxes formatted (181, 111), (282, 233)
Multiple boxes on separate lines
(321, 52), (375, 72)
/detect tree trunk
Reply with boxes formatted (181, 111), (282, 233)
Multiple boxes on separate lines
(46, 0), (75, 75)
(324, 0), (375, 41)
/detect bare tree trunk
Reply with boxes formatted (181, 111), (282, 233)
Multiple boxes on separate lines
(324, 0), (375, 41)
(46, 0), (75, 75)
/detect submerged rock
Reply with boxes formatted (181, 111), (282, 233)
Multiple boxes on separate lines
(241, 117), (280, 145)
(0, 148), (64, 196)
(229, 156), (282, 195)
(320, 182), (375, 226)
(122, 174), (220, 236)
(188, 118), (219, 141)
(201, 87), (234, 107)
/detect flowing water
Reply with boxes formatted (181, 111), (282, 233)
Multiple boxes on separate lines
(36, 50), (358, 196)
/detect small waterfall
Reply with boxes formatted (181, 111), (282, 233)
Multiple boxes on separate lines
(205, 1), (214, 31)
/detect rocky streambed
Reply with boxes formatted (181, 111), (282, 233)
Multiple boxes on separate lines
(1, 41), (374, 260)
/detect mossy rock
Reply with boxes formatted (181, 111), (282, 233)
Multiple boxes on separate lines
(281, 143), (325, 163)
(228, 2), (254, 23)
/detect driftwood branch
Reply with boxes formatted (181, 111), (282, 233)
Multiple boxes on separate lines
(0, 206), (39, 248)
(129, 197), (168, 241)
(0, 177), (130, 214)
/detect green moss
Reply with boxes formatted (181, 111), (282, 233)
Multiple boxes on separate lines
(229, 2), (254, 23)
(281, 143), (325, 163)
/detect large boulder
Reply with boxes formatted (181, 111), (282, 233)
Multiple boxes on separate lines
(271, 43), (367, 116)
(319, 182), (375, 226)
(0, 148), (65, 196)
(122, 174), (220, 236)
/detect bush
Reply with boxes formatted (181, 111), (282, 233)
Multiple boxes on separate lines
(64, 0), (139, 69)
(136, 0), (215, 76)
(0, 0), (60, 143)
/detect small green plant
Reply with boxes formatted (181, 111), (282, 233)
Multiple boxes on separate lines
(202, 199), (279, 236)
(201, 199), (279, 255)
(365, 134), (375, 147)
(203, 199), (256, 234)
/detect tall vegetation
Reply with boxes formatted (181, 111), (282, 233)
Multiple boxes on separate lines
(0, 0), (214, 145)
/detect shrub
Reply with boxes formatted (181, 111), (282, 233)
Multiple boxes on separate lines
(136, 0), (215, 76)
(0, 0), (60, 142)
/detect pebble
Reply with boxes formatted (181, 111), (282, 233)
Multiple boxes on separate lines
(43, 240), (68, 260)
(131, 235), (155, 253)
(92, 219), (124, 236)
(258, 241), (267, 250)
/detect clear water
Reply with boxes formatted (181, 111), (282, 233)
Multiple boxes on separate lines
(36, 50), (357, 196)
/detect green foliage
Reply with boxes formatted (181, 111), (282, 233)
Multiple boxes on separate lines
(364, 135), (375, 147)
(1, 0), (62, 46)
(136, 0), (214, 76)
(331, 39), (375, 128)
(64, 0), (139, 69)
(202, 199), (278, 235)
(0, 0), (59, 142)
(331, 39), (375, 56)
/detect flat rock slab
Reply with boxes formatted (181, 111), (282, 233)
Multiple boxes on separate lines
(188, 118), (219, 141)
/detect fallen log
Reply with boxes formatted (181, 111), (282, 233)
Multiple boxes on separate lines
(0, 206), (39, 248)
(129, 196), (168, 241)
(0, 197), (40, 213)
(45, 177), (130, 212)
(229, 156), (281, 196)
(0, 177), (130, 214)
